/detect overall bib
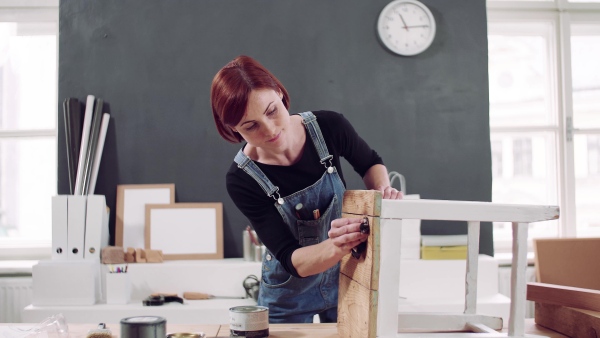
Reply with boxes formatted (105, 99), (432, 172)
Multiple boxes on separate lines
(234, 112), (346, 323)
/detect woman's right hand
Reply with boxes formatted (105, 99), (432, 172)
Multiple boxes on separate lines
(328, 217), (368, 256)
(292, 217), (369, 277)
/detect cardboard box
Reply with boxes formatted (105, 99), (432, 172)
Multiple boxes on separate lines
(534, 237), (600, 290)
(530, 238), (600, 337)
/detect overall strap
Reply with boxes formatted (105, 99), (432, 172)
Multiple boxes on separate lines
(298, 112), (333, 167)
(234, 150), (282, 203)
(233, 112), (332, 203)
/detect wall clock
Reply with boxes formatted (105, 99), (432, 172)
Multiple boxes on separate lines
(377, 0), (436, 56)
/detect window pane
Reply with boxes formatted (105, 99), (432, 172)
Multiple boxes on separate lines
(571, 25), (600, 129)
(488, 23), (557, 127)
(491, 140), (503, 177)
(0, 22), (57, 130)
(491, 132), (559, 243)
(0, 138), (56, 239)
(513, 138), (533, 176)
(574, 134), (600, 236)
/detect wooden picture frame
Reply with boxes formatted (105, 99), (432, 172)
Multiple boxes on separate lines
(145, 203), (223, 260)
(116, 184), (175, 249)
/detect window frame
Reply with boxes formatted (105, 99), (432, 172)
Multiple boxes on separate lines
(487, 0), (600, 252)
(0, 0), (58, 260)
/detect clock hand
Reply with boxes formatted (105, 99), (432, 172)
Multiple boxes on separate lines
(406, 25), (430, 28)
(398, 13), (409, 31)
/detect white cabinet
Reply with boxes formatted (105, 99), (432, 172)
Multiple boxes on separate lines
(23, 259), (261, 324)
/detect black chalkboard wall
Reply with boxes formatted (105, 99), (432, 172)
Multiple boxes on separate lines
(57, 0), (493, 257)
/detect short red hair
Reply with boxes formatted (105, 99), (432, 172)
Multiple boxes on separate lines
(211, 55), (290, 143)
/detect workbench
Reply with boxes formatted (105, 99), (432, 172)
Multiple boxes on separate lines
(22, 256), (511, 325)
(0, 321), (568, 337)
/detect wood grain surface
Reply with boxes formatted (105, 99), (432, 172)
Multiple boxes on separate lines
(527, 282), (600, 312)
(535, 302), (600, 338)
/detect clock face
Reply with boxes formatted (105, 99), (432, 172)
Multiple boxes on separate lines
(377, 0), (436, 56)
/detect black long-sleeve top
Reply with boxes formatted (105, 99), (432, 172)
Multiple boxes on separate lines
(226, 110), (384, 277)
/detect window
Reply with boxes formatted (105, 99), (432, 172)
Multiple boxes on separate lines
(571, 19), (600, 237)
(513, 138), (533, 176)
(587, 135), (600, 175)
(0, 2), (58, 259)
(491, 140), (503, 177)
(487, 0), (600, 251)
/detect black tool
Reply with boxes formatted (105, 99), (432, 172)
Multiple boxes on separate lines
(352, 217), (370, 259)
(359, 217), (370, 234)
(142, 294), (184, 306)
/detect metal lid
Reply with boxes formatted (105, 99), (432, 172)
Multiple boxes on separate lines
(229, 305), (269, 313)
(120, 316), (166, 326)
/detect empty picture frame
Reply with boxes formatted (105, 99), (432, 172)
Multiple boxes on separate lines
(145, 203), (223, 260)
(116, 184), (175, 249)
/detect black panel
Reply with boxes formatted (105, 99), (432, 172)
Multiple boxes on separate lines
(58, 0), (492, 257)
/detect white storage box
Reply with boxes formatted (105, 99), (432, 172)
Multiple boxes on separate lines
(32, 260), (100, 306)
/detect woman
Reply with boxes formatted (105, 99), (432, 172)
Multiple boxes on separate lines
(210, 55), (402, 323)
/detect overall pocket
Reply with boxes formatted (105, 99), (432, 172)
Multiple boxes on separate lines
(261, 251), (293, 288)
(296, 195), (338, 247)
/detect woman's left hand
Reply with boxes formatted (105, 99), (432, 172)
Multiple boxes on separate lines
(379, 186), (403, 200)
(362, 165), (404, 200)
(328, 217), (368, 255)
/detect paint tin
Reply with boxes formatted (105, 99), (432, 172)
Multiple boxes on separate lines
(229, 305), (269, 338)
(120, 316), (166, 338)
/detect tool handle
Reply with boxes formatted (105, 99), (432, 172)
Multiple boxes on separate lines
(183, 292), (213, 300)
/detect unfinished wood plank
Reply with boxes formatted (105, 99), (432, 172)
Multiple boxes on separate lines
(341, 190), (382, 217)
(535, 302), (600, 338)
(338, 190), (381, 338)
(534, 237), (600, 290)
(380, 199), (559, 223)
(337, 273), (377, 338)
(340, 214), (379, 291)
(527, 282), (600, 312)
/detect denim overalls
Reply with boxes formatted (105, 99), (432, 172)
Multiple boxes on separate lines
(234, 112), (346, 323)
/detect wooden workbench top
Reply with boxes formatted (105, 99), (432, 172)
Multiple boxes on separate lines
(1, 321), (567, 337)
